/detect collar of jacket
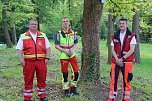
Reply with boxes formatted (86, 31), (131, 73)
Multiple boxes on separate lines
(61, 28), (73, 34)
(25, 30), (42, 37)
(114, 28), (132, 39)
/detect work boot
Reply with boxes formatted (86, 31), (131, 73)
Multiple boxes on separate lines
(70, 87), (79, 95)
(64, 89), (70, 97)
(122, 99), (130, 101)
(40, 97), (48, 101)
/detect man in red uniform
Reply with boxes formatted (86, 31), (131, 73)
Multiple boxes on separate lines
(108, 19), (136, 101)
(54, 17), (79, 96)
(16, 19), (50, 101)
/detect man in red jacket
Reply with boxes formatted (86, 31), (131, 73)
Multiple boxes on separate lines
(16, 19), (50, 101)
(108, 19), (136, 101)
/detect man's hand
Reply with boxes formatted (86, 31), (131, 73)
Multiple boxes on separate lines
(63, 49), (73, 57)
(116, 59), (124, 67)
(63, 49), (69, 56)
(19, 58), (25, 67)
(68, 49), (74, 57)
(45, 58), (51, 65)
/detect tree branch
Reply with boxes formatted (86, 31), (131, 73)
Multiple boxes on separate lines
(110, 0), (119, 8)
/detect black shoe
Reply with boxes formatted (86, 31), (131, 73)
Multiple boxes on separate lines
(70, 87), (79, 95)
(40, 97), (48, 101)
(24, 100), (30, 101)
(64, 89), (70, 97)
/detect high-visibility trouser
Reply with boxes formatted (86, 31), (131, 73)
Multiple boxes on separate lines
(23, 60), (47, 100)
(60, 56), (79, 90)
(108, 63), (133, 101)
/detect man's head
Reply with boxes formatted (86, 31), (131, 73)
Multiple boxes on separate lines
(28, 19), (38, 31)
(119, 18), (128, 31)
(62, 17), (70, 28)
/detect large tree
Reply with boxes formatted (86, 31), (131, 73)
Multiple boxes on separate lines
(2, 5), (13, 48)
(0, 0), (36, 46)
(132, 11), (140, 63)
(107, 9), (114, 64)
(78, 0), (104, 100)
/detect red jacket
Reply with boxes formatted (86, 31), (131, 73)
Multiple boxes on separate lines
(22, 31), (46, 60)
(111, 29), (135, 63)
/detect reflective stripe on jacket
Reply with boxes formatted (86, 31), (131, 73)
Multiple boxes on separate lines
(21, 31), (46, 60)
(59, 30), (76, 59)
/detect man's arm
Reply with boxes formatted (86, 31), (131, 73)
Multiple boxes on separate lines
(122, 36), (136, 60)
(55, 45), (70, 56)
(46, 47), (50, 58)
(70, 33), (78, 53)
(112, 46), (118, 61)
(70, 43), (78, 53)
(54, 33), (64, 52)
(17, 49), (25, 67)
(122, 44), (136, 60)
(54, 33), (71, 55)
(45, 37), (51, 59)
(112, 46), (123, 67)
(44, 36), (51, 65)
(16, 37), (25, 67)
(55, 45), (65, 52)
(45, 47), (51, 65)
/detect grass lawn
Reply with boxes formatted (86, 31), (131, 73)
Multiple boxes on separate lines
(100, 41), (152, 100)
(0, 40), (152, 101)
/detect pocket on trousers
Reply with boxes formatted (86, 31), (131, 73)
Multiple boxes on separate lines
(127, 73), (133, 82)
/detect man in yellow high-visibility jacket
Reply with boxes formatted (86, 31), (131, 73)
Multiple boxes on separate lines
(54, 17), (79, 96)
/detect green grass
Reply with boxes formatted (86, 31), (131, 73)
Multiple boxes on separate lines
(100, 41), (152, 101)
(0, 40), (152, 101)
(134, 43), (152, 78)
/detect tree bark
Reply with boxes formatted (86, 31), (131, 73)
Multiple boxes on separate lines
(68, 0), (71, 13)
(132, 11), (140, 63)
(2, 7), (13, 48)
(12, 23), (17, 45)
(78, 0), (103, 100)
(107, 9), (114, 64)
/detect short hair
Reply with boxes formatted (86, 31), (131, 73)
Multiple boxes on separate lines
(119, 18), (128, 22)
(62, 17), (70, 22)
(28, 18), (38, 24)
(62, 17), (69, 20)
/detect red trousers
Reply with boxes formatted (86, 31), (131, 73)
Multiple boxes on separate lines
(60, 56), (79, 89)
(60, 56), (79, 73)
(23, 60), (47, 100)
(108, 63), (133, 101)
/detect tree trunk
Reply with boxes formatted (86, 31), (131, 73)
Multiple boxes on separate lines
(12, 23), (17, 45)
(68, 0), (71, 13)
(2, 7), (13, 48)
(37, 17), (40, 31)
(78, 0), (103, 100)
(107, 9), (114, 64)
(132, 11), (140, 63)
